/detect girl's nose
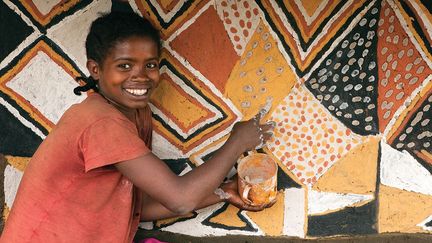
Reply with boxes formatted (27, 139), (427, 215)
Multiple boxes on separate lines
(133, 67), (149, 81)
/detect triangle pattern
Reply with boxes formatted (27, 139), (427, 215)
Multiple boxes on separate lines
(380, 141), (432, 196)
(313, 137), (380, 194)
(289, 0), (342, 41)
(378, 185), (432, 233)
(298, 0), (326, 18)
(202, 203), (256, 232)
(417, 215), (432, 231)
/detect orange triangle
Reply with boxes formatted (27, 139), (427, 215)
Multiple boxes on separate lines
(378, 185), (432, 233)
(209, 204), (247, 228)
(313, 137), (380, 194)
(299, 0), (326, 17)
(245, 192), (285, 236)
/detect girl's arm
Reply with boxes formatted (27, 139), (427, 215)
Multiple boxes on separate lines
(115, 118), (274, 216)
(140, 177), (274, 221)
(140, 190), (222, 221)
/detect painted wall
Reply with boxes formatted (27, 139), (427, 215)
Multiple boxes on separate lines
(0, 0), (431, 238)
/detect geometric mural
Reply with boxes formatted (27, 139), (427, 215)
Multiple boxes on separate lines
(1, 0), (432, 240)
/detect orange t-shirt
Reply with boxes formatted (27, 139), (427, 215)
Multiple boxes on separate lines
(1, 93), (152, 243)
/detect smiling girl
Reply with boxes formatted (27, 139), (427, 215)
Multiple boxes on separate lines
(1, 11), (275, 243)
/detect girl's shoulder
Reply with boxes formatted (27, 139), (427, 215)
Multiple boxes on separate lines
(62, 93), (125, 125)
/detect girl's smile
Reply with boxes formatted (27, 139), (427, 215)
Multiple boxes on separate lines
(87, 36), (160, 118)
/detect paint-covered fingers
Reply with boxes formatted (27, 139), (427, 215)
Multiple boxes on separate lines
(255, 121), (276, 149)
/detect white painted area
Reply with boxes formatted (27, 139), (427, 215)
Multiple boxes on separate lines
(160, 203), (262, 236)
(308, 190), (374, 215)
(5, 51), (85, 124)
(151, 130), (185, 159)
(4, 165), (24, 208)
(283, 188), (306, 238)
(0, 97), (46, 139)
(46, 0), (112, 73)
(417, 215), (432, 231)
(380, 141), (432, 196)
(32, 0), (61, 15)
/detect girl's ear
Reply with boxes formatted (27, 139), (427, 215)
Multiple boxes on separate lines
(86, 59), (101, 80)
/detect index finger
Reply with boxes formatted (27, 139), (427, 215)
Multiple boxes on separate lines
(254, 99), (272, 123)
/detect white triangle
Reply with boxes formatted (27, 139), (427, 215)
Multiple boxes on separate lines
(308, 190), (374, 215)
(380, 141), (432, 196)
(417, 215), (432, 231)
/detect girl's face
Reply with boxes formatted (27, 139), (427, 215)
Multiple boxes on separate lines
(88, 36), (160, 112)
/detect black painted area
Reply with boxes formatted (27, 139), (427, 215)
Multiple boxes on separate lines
(307, 200), (377, 237)
(304, 0), (381, 136)
(162, 158), (190, 175)
(390, 93), (432, 174)
(420, 0), (431, 14)
(0, 100), (42, 157)
(277, 165), (301, 190)
(0, 1), (33, 62)
(426, 219), (432, 227)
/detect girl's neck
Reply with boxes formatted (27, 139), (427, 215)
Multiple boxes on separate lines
(98, 92), (138, 122)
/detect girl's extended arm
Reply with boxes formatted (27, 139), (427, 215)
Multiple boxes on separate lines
(140, 176), (273, 221)
(115, 118), (274, 216)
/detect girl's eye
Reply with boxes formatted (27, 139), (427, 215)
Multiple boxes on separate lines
(146, 62), (159, 69)
(119, 63), (131, 69)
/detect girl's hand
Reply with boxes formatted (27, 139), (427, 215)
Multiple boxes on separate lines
(229, 112), (276, 152)
(220, 175), (276, 212)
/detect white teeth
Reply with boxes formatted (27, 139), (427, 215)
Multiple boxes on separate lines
(125, 88), (148, 96)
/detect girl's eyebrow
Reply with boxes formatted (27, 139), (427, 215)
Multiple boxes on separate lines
(113, 56), (159, 62)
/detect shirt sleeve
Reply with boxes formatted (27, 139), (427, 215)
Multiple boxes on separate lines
(78, 117), (151, 172)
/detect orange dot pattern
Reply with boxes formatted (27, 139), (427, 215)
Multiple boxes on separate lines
(268, 85), (362, 185)
(217, 0), (260, 53)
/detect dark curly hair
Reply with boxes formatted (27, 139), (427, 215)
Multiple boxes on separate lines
(74, 11), (161, 95)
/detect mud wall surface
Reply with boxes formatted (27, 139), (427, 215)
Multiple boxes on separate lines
(0, 0), (431, 239)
